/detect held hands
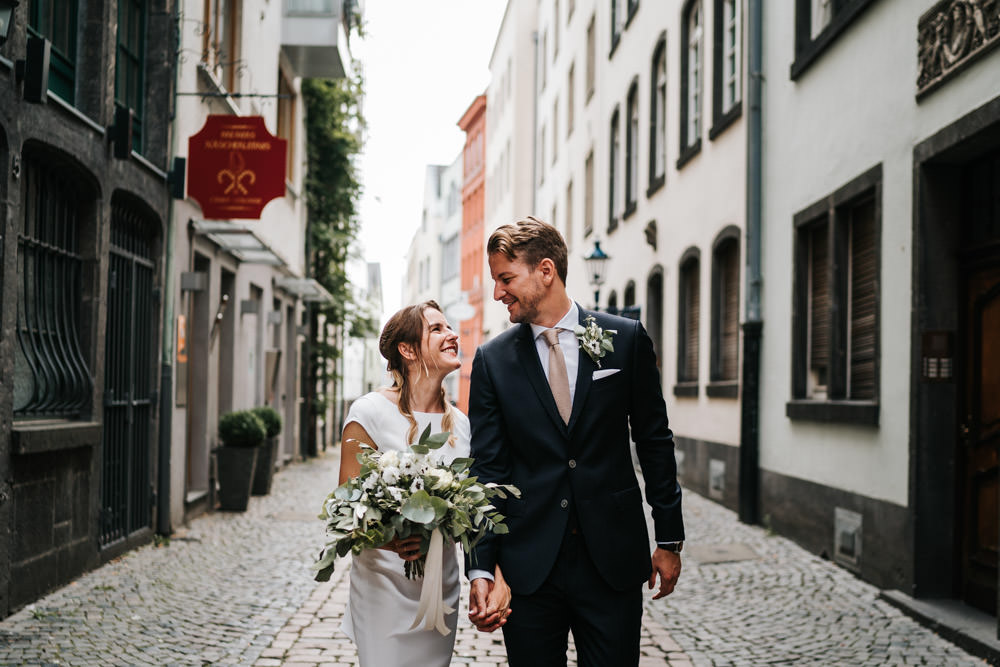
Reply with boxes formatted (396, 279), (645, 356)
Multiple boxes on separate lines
(468, 575), (512, 633)
(380, 536), (423, 562)
(649, 547), (682, 599)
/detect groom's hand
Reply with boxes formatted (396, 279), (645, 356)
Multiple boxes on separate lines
(469, 578), (508, 633)
(649, 548), (681, 599)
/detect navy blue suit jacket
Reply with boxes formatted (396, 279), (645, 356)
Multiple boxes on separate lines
(468, 306), (684, 595)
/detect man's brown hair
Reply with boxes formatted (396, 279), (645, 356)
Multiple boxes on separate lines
(487, 216), (568, 284)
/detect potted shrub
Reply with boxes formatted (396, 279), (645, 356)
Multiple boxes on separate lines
(250, 405), (283, 495)
(216, 410), (266, 511)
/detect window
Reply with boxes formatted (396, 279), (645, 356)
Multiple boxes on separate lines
(609, 108), (620, 232)
(540, 30), (548, 91)
(539, 125), (546, 185)
(29, 0), (78, 102)
(711, 0), (742, 138)
(567, 63), (576, 136)
(552, 98), (559, 164)
(116, 0), (146, 152)
(625, 81), (639, 217)
(679, 0), (703, 166)
(611, 0), (624, 50)
(789, 166), (881, 424)
(676, 249), (700, 395)
(709, 229), (740, 396)
(586, 15), (596, 101)
(792, 0), (878, 79)
(812, 0), (833, 38)
(566, 180), (574, 252)
(649, 36), (667, 194)
(204, 0), (243, 92)
(15, 152), (95, 418)
(277, 70), (296, 182)
(584, 151), (594, 238)
(554, 0), (560, 56)
(442, 235), (460, 282)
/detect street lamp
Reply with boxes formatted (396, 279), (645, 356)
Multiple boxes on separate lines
(583, 239), (610, 311)
(0, 0), (17, 47)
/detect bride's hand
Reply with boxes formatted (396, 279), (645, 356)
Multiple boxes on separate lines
(473, 566), (512, 632)
(380, 536), (423, 561)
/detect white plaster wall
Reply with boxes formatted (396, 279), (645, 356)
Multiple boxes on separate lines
(168, 0), (315, 526)
(537, 0), (746, 447)
(759, 1), (1000, 506)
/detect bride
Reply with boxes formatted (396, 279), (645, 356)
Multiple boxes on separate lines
(339, 300), (510, 665)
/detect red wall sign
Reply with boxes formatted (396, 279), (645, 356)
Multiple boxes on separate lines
(187, 115), (287, 220)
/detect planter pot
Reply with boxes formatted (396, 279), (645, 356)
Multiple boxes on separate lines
(216, 445), (259, 511)
(251, 437), (279, 496)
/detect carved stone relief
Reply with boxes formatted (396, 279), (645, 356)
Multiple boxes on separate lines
(918, 0), (1000, 97)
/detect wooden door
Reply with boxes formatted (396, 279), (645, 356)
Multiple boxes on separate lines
(960, 264), (1000, 614)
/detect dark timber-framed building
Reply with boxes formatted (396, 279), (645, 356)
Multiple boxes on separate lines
(0, 0), (175, 617)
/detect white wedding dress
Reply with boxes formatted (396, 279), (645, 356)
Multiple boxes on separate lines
(340, 392), (471, 666)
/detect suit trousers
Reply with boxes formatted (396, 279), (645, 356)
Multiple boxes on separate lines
(501, 520), (643, 667)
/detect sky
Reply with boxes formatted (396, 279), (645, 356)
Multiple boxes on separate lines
(352, 1), (508, 324)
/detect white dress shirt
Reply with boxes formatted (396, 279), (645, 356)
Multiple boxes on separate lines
(529, 303), (581, 406)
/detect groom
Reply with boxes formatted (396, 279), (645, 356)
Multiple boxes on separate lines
(466, 217), (684, 665)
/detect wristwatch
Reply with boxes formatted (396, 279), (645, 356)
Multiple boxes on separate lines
(659, 541), (683, 553)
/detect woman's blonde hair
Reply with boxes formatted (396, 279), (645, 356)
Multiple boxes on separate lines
(379, 300), (457, 446)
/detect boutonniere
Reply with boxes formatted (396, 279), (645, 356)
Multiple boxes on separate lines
(574, 316), (617, 368)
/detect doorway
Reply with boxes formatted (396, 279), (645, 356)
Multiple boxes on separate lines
(957, 151), (1000, 614)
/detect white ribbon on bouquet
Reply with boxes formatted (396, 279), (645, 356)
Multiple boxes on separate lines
(409, 529), (455, 635)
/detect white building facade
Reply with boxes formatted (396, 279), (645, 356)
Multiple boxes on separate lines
(757, 0), (1000, 643)
(524, 0), (748, 508)
(168, 0), (352, 527)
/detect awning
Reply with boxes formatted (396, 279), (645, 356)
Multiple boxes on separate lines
(274, 277), (334, 304)
(190, 219), (286, 267)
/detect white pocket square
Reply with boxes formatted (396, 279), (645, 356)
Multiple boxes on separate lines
(592, 368), (621, 380)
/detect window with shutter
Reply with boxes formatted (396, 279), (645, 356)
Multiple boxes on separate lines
(710, 234), (740, 387)
(808, 223), (830, 397)
(849, 198), (876, 399)
(789, 165), (881, 425)
(678, 256), (700, 386)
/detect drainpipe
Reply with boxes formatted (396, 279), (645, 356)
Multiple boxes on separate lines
(739, 0), (763, 525)
(157, 9), (183, 536)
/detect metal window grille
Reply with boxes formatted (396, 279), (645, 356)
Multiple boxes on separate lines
(100, 198), (157, 546)
(14, 156), (93, 418)
(679, 258), (700, 382)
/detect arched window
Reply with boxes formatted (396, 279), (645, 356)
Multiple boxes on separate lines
(679, 0), (703, 166)
(646, 267), (664, 367)
(608, 107), (620, 232)
(625, 80), (639, 216)
(676, 248), (700, 393)
(15, 149), (97, 417)
(710, 227), (740, 395)
(649, 35), (667, 193)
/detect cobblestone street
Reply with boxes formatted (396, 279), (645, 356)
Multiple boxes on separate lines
(0, 449), (988, 666)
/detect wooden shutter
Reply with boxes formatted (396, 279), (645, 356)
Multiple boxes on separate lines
(683, 260), (700, 381)
(721, 242), (740, 380)
(849, 198), (877, 399)
(809, 223), (830, 388)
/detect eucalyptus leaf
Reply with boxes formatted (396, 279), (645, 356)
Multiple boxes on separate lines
(400, 490), (436, 524)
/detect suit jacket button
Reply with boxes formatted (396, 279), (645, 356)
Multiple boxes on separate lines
(560, 499), (569, 509)
(568, 459), (577, 469)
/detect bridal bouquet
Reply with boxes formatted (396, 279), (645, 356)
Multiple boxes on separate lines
(312, 425), (518, 634)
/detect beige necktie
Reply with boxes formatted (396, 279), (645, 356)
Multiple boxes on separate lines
(542, 328), (572, 424)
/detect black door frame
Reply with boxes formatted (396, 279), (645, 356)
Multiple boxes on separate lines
(911, 94), (1000, 611)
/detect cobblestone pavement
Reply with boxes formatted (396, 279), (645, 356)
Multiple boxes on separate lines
(0, 448), (989, 666)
